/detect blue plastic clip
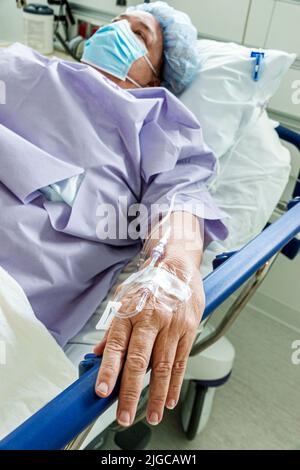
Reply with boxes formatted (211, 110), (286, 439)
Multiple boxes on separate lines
(213, 251), (237, 270)
(78, 353), (100, 377)
(250, 51), (265, 81)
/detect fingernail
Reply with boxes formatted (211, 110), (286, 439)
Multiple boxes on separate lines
(118, 410), (131, 427)
(166, 399), (176, 410)
(148, 412), (159, 426)
(97, 382), (108, 396)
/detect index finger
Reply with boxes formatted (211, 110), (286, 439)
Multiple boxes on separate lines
(95, 317), (132, 397)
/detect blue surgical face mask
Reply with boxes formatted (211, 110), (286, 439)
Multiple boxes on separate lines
(81, 19), (157, 87)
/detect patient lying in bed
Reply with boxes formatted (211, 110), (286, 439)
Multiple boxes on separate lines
(0, 3), (228, 430)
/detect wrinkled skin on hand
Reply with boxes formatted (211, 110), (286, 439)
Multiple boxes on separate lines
(93, 255), (205, 427)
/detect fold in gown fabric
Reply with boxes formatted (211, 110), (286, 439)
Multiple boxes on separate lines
(0, 44), (228, 346)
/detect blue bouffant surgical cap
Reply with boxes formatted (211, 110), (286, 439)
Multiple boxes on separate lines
(126, 1), (200, 95)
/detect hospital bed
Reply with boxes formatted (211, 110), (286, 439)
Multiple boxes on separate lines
(0, 124), (299, 450)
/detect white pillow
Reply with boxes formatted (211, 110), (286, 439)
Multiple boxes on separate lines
(200, 111), (291, 277)
(180, 40), (296, 158)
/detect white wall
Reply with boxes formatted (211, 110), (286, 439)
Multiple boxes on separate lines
(70, 0), (251, 42)
(70, 0), (139, 14)
(254, 254), (300, 330)
(0, 0), (23, 42)
(0, 0), (139, 42)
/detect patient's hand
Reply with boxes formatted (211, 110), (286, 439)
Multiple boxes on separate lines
(93, 251), (205, 427)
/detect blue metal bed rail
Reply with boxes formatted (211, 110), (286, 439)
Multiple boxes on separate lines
(0, 197), (299, 450)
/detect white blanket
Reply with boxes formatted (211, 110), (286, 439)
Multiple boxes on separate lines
(0, 266), (77, 440)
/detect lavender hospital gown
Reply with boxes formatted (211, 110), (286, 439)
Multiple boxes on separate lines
(0, 44), (228, 346)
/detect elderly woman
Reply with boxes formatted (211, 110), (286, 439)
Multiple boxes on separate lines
(0, 2), (228, 428)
